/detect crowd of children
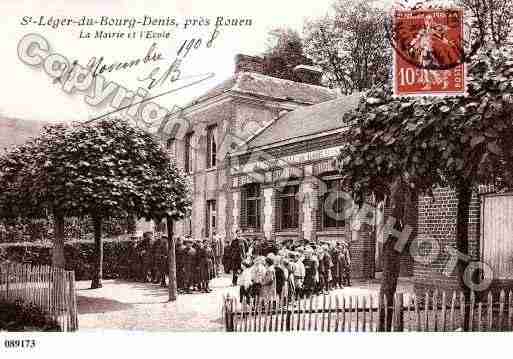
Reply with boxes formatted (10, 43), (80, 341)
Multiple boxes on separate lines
(227, 231), (352, 303)
(137, 230), (350, 301)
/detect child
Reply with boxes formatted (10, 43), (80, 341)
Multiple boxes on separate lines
(238, 259), (253, 304)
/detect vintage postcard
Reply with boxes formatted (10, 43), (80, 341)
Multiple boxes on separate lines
(0, 0), (512, 357)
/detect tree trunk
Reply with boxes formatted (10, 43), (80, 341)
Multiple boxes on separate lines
(91, 215), (103, 289)
(378, 180), (408, 331)
(378, 219), (402, 331)
(52, 214), (66, 268)
(456, 179), (472, 331)
(166, 215), (177, 302)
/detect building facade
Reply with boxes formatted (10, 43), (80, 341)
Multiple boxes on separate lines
(165, 54), (336, 242)
(161, 54), (416, 280)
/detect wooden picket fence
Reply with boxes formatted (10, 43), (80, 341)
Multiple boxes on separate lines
(0, 261), (78, 332)
(223, 290), (513, 332)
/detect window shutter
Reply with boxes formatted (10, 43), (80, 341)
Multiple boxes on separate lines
(257, 196), (262, 230)
(206, 129), (211, 168)
(293, 193), (299, 229)
(275, 189), (281, 231)
(205, 203), (210, 237)
(240, 187), (247, 229)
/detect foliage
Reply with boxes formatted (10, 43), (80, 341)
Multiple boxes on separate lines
(0, 119), (190, 222)
(0, 237), (158, 281)
(0, 216), (136, 243)
(457, 0), (513, 55)
(0, 300), (61, 331)
(337, 46), (513, 202)
(263, 28), (314, 83)
(303, 0), (391, 93)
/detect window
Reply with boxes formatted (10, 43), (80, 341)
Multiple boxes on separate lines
(242, 183), (261, 230)
(184, 132), (193, 173)
(206, 125), (217, 168)
(278, 185), (299, 230)
(322, 179), (346, 229)
(206, 200), (216, 237)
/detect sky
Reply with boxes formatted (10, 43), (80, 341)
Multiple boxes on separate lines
(0, 0), (349, 125)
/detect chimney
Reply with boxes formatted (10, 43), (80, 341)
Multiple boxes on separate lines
(235, 54), (265, 75)
(293, 65), (323, 86)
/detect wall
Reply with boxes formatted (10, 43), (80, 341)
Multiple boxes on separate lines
(413, 187), (480, 295)
(171, 100), (235, 239)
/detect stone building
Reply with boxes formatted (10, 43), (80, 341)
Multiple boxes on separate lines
(163, 54), (402, 280)
(165, 54), (336, 241)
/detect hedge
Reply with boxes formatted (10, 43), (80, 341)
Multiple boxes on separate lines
(0, 300), (61, 331)
(0, 237), (154, 281)
(0, 216), (137, 243)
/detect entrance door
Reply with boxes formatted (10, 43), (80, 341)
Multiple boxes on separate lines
(482, 194), (513, 279)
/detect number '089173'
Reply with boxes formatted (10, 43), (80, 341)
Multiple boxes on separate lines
(4, 339), (36, 349)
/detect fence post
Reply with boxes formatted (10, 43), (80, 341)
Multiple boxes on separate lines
(393, 293), (404, 332)
(377, 294), (383, 332)
(225, 297), (235, 332)
(68, 271), (78, 332)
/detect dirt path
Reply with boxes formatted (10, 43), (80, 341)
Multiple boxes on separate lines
(76, 274), (238, 332)
(76, 274), (413, 332)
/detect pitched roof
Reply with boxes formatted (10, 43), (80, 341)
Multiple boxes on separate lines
(246, 93), (361, 150)
(184, 71), (336, 110)
(231, 72), (336, 104)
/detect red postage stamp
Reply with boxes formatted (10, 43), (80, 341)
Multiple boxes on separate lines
(391, 8), (466, 97)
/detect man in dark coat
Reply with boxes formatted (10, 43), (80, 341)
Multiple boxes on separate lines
(319, 248), (333, 293)
(183, 239), (197, 293)
(138, 231), (154, 282)
(154, 235), (168, 287)
(196, 241), (212, 293)
(330, 245), (341, 289)
(175, 237), (186, 293)
(302, 248), (317, 297)
(341, 243), (352, 286)
(230, 230), (246, 286)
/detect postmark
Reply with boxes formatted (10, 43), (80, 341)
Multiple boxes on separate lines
(389, 8), (466, 97)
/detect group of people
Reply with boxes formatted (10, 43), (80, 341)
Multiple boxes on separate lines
(136, 229), (351, 302)
(136, 231), (225, 294)
(227, 230), (351, 304)
(174, 233), (224, 293)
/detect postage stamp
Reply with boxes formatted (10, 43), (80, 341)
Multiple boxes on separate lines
(391, 8), (466, 97)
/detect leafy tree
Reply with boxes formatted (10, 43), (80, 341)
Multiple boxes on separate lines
(0, 128), (66, 266)
(303, 0), (391, 93)
(264, 28), (315, 83)
(0, 120), (191, 290)
(337, 44), (513, 330)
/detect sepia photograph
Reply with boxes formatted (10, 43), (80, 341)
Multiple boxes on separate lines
(0, 0), (513, 357)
